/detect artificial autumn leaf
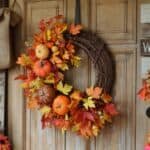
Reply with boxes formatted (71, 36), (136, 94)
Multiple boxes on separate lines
(46, 29), (51, 41)
(92, 125), (99, 136)
(72, 124), (80, 132)
(15, 74), (27, 80)
(29, 78), (44, 93)
(40, 106), (51, 115)
(51, 55), (62, 64)
(0, 134), (11, 150)
(52, 118), (70, 130)
(57, 63), (69, 71)
(138, 82), (150, 101)
(70, 90), (82, 101)
(86, 87), (102, 99)
(27, 98), (39, 109)
(83, 97), (95, 110)
(71, 56), (81, 67)
(16, 54), (33, 66)
(26, 48), (37, 61)
(62, 51), (70, 60)
(54, 23), (67, 35)
(79, 122), (93, 138)
(66, 42), (75, 54)
(104, 104), (118, 116)
(55, 72), (64, 82)
(101, 93), (112, 103)
(44, 73), (55, 84)
(56, 81), (72, 95)
(39, 19), (46, 31)
(100, 112), (112, 124)
(69, 24), (82, 35)
(138, 87), (147, 100)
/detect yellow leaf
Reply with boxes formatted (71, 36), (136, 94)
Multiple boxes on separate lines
(29, 78), (44, 92)
(72, 124), (80, 132)
(71, 56), (81, 67)
(44, 73), (55, 84)
(40, 106), (51, 115)
(83, 97), (95, 110)
(56, 81), (72, 95)
(16, 54), (33, 66)
(57, 63), (69, 71)
(92, 125), (99, 136)
(46, 29), (51, 41)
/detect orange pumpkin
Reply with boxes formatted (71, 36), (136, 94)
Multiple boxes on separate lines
(52, 95), (70, 115)
(33, 60), (52, 77)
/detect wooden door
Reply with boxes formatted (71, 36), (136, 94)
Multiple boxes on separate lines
(7, 0), (150, 150)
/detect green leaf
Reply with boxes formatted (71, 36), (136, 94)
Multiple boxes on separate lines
(44, 73), (55, 84)
(83, 97), (95, 110)
(71, 56), (81, 67)
(56, 81), (72, 95)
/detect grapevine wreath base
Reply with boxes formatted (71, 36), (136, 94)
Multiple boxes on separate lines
(16, 15), (118, 138)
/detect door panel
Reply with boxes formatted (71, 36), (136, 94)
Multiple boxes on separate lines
(91, 0), (136, 44)
(95, 50), (136, 150)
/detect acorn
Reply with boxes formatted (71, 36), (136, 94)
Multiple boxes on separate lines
(38, 85), (56, 105)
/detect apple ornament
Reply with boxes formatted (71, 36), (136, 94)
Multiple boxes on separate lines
(35, 44), (50, 59)
(33, 60), (52, 77)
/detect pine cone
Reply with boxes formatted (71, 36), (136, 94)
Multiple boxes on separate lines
(38, 85), (56, 105)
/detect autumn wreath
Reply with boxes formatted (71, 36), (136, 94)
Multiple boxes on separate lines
(0, 134), (11, 150)
(16, 15), (118, 138)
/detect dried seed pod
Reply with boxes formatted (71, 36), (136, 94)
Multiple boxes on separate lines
(38, 85), (56, 104)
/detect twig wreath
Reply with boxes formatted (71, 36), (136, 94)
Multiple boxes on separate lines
(16, 15), (118, 138)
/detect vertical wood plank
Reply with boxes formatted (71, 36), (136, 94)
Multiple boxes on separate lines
(25, 1), (66, 150)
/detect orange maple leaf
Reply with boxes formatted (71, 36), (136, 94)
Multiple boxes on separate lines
(101, 93), (112, 103)
(27, 98), (39, 109)
(86, 87), (102, 99)
(69, 24), (82, 35)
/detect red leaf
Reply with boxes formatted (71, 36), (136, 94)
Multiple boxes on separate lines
(15, 74), (27, 80)
(138, 87), (147, 100)
(83, 111), (95, 122)
(39, 19), (46, 31)
(27, 48), (37, 61)
(104, 104), (118, 116)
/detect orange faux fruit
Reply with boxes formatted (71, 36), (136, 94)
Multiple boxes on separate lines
(52, 95), (70, 115)
(35, 44), (50, 59)
(33, 60), (52, 77)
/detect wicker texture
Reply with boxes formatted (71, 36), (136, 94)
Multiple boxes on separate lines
(65, 30), (115, 93)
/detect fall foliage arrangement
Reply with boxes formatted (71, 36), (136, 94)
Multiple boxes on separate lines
(138, 71), (150, 101)
(16, 15), (118, 138)
(145, 134), (150, 150)
(0, 134), (11, 150)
